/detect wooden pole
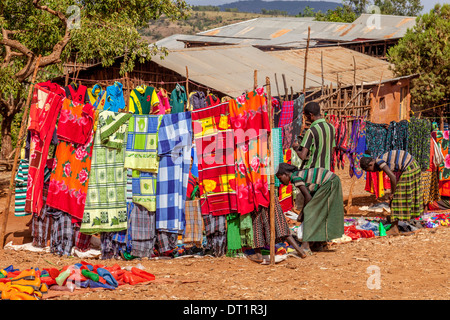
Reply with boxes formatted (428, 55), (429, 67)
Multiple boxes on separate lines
(185, 66), (189, 111)
(274, 73), (282, 102)
(282, 74), (288, 101)
(254, 70), (258, 90)
(266, 76), (276, 265)
(321, 50), (324, 96)
(303, 26), (311, 94)
(0, 55), (41, 249)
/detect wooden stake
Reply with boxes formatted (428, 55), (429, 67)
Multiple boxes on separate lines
(254, 70), (258, 90)
(185, 66), (189, 111)
(303, 26), (311, 94)
(282, 74), (288, 101)
(0, 55), (41, 249)
(274, 73), (282, 102)
(266, 76), (276, 265)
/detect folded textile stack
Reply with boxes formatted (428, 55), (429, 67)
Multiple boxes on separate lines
(0, 262), (156, 299)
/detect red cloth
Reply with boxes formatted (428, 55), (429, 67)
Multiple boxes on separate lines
(25, 84), (65, 215)
(56, 101), (94, 145)
(344, 225), (375, 240)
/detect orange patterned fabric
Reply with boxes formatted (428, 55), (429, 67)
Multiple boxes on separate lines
(46, 99), (95, 223)
(229, 88), (270, 215)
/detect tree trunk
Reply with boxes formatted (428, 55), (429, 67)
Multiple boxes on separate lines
(1, 115), (14, 160)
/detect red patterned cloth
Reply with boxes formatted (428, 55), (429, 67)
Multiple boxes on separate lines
(191, 102), (238, 216)
(25, 84), (65, 215)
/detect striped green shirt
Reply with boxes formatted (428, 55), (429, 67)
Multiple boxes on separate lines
(291, 168), (336, 193)
(300, 118), (335, 170)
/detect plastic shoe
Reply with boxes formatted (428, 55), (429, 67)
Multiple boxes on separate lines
(9, 291), (39, 300)
(97, 268), (118, 287)
(11, 269), (36, 281)
(11, 274), (41, 291)
(131, 268), (155, 281)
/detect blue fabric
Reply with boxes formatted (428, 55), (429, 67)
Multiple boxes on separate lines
(97, 267), (118, 287)
(156, 112), (192, 234)
(190, 144), (199, 178)
(103, 82), (125, 112)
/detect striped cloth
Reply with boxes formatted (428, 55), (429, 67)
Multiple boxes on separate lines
(272, 128), (284, 187)
(183, 200), (203, 246)
(156, 112), (192, 233)
(278, 100), (294, 127)
(132, 170), (157, 212)
(15, 159), (30, 217)
(202, 213), (227, 257)
(375, 150), (413, 173)
(128, 202), (156, 258)
(300, 118), (336, 170)
(291, 167), (336, 193)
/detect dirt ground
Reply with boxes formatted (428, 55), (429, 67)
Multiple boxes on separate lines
(0, 165), (449, 301)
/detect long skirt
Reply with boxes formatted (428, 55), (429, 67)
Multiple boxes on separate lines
(421, 170), (441, 205)
(391, 160), (423, 220)
(302, 175), (345, 242)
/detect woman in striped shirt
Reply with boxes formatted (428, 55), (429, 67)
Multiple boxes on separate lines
(359, 150), (423, 221)
(276, 163), (345, 255)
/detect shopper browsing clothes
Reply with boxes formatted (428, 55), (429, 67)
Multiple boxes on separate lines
(359, 150), (423, 221)
(276, 163), (345, 255)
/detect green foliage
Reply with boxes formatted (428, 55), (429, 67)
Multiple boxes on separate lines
(373, 0), (423, 16)
(314, 5), (357, 23)
(387, 4), (450, 109)
(261, 9), (288, 16)
(297, 6), (316, 17)
(192, 5), (220, 12)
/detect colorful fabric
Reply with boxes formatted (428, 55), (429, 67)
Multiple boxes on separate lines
(46, 100), (95, 222)
(128, 202), (156, 258)
(252, 197), (290, 248)
(156, 112), (192, 233)
(391, 160), (423, 221)
(100, 81), (125, 112)
(49, 209), (74, 256)
(421, 170), (441, 205)
(226, 213), (242, 256)
(375, 150), (414, 173)
(156, 230), (178, 253)
(292, 94), (305, 144)
(301, 175), (345, 242)
(229, 88), (270, 215)
(170, 84), (187, 114)
(365, 121), (388, 158)
(407, 117), (431, 171)
(434, 130), (450, 197)
(271, 97), (281, 128)
(202, 213), (227, 257)
(278, 100), (294, 127)
(272, 128), (284, 187)
(87, 84), (104, 108)
(80, 111), (131, 234)
(129, 85), (159, 115)
(281, 122), (294, 150)
(191, 102), (238, 216)
(26, 85), (65, 215)
(385, 120), (408, 152)
(291, 168), (336, 193)
(15, 159), (30, 216)
(131, 170), (157, 212)
(183, 200), (203, 246)
(300, 118), (336, 170)
(350, 118), (366, 179)
(64, 83), (88, 104)
(156, 88), (171, 115)
(31, 208), (51, 248)
(124, 114), (160, 172)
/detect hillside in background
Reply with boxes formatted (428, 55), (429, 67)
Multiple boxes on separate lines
(218, 0), (342, 15)
(139, 11), (271, 42)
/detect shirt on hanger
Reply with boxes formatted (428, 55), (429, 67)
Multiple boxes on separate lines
(170, 84), (187, 114)
(129, 85), (159, 115)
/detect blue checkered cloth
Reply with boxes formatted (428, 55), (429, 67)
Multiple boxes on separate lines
(156, 112), (192, 234)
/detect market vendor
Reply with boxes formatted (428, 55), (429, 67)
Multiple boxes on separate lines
(359, 150), (423, 221)
(276, 163), (345, 255)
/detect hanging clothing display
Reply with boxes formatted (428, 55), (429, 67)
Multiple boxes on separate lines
(64, 83), (88, 104)
(14, 159), (30, 217)
(156, 112), (192, 233)
(129, 85), (159, 115)
(278, 100), (294, 128)
(127, 202), (156, 258)
(87, 84), (104, 108)
(384, 120), (408, 152)
(365, 121), (388, 157)
(349, 118), (366, 179)
(80, 111), (131, 234)
(188, 91), (207, 110)
(169, 84), (187, 114)
(183, 199), (204, 247)
(25, 84), (65, 215)
(46, 99), (95, 223)
(272, 127), (283, 187)
(156, 88), (171, 115)
(202, 213), (227, 257)
(100, 81), (126, 112)
(434, 130), (450, 197)
(229, 88), (270, 215)
(407, 117), (431, 171)
(271, 97), (281, 128)
(191, 102), (238, 216)
(124, 115), (160, 172)
(291, 94), (305, 144)
(279, 149), (293, 213)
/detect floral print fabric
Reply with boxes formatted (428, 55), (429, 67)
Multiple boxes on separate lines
(229, 88), (270, 215)
(46, 99), (95, 223)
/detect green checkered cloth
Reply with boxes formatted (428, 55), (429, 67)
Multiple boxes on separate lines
(272, 127), (284, 187)
(81, 111), (131, 235)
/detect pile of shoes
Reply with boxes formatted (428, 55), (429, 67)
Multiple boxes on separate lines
(0, 268), (48, 300)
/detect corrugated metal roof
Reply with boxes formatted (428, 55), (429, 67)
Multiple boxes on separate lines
(267, 46), (395, 86)
(153, 45), (334, 97)
(194, 15), (416, 44)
